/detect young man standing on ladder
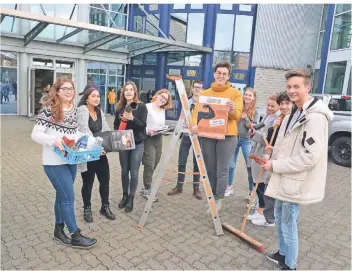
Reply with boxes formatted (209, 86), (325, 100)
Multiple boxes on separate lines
(261, 69), (333, 270)
(167, 80), (204, 200)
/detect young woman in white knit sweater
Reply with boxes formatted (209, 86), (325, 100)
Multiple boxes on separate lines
(31, 77), (97, 249)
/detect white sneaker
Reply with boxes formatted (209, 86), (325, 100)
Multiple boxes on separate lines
(206, 198), (222, 214)
(247, 211), (264, 221)
(215, 198), (222, 212)
(224, 186), (233, 197)
(251, 217), (275, 227)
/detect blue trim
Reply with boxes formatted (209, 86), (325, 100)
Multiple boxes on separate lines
(202, 4), (216, 89)
(248, 4), (258, 88)
(127, 4), (135, 31)
(318, 4), (335, 94)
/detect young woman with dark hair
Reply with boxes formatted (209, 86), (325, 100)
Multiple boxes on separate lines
(31, 76), (97, 249)
(113, 81), (147, 212)
(77, 87), (116, 223)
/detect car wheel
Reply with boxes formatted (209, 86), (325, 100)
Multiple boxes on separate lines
(331, 136), (351, 167)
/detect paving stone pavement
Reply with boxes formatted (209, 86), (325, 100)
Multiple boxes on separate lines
(1, 115), (351, 270)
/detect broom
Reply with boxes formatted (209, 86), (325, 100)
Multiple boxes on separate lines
(222, 114), (284, 253)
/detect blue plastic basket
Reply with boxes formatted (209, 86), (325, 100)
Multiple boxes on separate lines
(53, 144), (103, 164)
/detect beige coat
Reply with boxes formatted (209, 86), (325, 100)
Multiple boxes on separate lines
(265, 98), (333, 205)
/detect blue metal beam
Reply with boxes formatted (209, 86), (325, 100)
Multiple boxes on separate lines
(202, 4), (216, 88)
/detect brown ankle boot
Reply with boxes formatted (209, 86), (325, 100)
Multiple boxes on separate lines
(167, 186), (183, 196)
(193, 188), (202, 200)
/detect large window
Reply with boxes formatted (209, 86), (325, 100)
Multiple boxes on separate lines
(331, 5), (352, 50)
(87, 62), (124, 112)
(316, 5), (329, 59)
(324, 61), (347, 94)
(90, 4), (127, 29)
(30, 4), (78, 42)
(0, 4), (18, 33)
(233, 15), (253, 52)
(0, 52), (18, 115)
(213, 13), (253, 70)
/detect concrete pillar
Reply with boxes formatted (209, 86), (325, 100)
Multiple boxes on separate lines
(75, 58), (87, 103)
(18, 52), (29, 116)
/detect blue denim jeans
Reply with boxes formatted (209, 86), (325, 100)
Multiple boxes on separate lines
(275, 199), (301, 269)
(109, 104), (116, 115)
(177, 135), (199, 189)
(43, 164), (79, 233)
(228, 137), (253, 190)
(119, 142), (144, 196)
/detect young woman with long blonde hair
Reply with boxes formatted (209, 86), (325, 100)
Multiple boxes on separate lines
(141, 89), (172, 201)
(225, 88), (259, 198)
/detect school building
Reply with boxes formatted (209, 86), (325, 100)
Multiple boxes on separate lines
(0, 4), (351, 118)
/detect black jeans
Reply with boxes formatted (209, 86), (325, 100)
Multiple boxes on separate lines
(263, 183), (275, 223)
(177, 135), (199, 188)
(119, 142), (144, 196)
(81, 155), (110, 207)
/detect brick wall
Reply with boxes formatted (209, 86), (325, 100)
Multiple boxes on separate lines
(254, 67), (288, 107)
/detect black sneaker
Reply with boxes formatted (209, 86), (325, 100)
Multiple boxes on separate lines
(71, 229), (97, 249)
(279, 262), (296, 270)
(265, 251), (285, 265)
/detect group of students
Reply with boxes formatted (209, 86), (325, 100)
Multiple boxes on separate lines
(32, 60), (332, 270)
(164, 61), (332, 270)
(31, 77), (172, 249)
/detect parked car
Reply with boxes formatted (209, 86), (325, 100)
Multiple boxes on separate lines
(312, 94), (351, 167)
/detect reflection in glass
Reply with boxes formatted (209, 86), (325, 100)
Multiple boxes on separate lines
(142, 78), (156, 92)
(320, 5), (329, 30)
(234, 72), (246, 80)
(173, 4), (185, 10)
(0, 52), (17, 67)
(331, 11), (351, 50)
(56, 60), (74, 68)
(335, 4), (352, 14)
(220, 4), (233, 10)
(317, 32), (324, 59)
(232, 53), (249, 70)
(145, 53), (157, 65)
(145, 69), (155, 75)
(312, 70), (320, 93)
(186, 13), (205, 46)
(109, 76), (117, 85)
(214, 14), (235, 50)
(167, 52), (185, 66)
(185, 54), (202, 67)
(347, 71), (351, 95)
(132, 55), (143, 65)
(324, 62), (347, 94)
(170, 13), (188, 42)
(190, 4), (203, 9)
(233, 15), (253, 52)
(33, 58), (53, 68)
(0, 51), (18, 114)
(213, 51), (231, 66)
(149, 4), (159, 11)
(239, 4), (252, 12)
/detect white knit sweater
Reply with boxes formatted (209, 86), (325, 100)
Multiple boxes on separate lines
(31, 105), (83, 165)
